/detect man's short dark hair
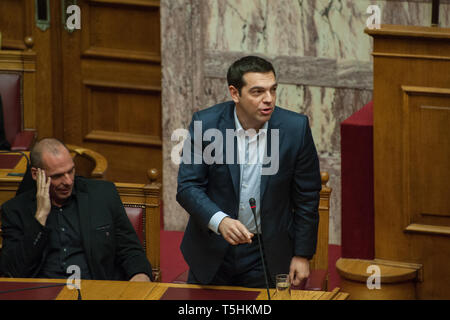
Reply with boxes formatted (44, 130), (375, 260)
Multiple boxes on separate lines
(227, 56), (276, 95)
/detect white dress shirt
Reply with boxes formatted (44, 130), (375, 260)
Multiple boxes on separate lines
(208, 107), (268, 234)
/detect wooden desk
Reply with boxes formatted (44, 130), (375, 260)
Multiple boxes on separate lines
(145, 283), (349, 300)
(0, 278), (348, 300)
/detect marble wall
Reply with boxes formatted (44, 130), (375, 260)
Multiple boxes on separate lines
(161, 0), (450, 245)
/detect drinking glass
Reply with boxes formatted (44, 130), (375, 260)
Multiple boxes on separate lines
(275, 274), (291, 300)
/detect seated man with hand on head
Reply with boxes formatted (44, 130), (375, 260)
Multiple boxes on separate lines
(0, 138), (152, 281)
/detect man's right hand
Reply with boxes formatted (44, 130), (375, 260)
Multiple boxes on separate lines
(218, 217), (254, 245)
(35, 168), (51, 226)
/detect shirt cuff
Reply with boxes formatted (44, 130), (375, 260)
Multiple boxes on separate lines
(208, 211), (229, 235)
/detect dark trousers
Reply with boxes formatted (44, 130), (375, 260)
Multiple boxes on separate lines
(188, 236), (273, 288)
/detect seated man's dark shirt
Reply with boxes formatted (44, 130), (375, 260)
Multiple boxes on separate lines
(37, 189), (92, 279)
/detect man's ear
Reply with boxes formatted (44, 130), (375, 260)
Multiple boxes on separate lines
(228, 85), (240, 104)
(31, 167), (38, 181)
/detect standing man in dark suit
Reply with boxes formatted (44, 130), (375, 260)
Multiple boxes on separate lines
(177, 56), (322, 288)
(0, 138), (153, 281)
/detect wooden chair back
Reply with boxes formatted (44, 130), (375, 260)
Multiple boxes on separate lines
(0, 50), (37, 150)
(115, 169), (161, 281)
(311, 172), (331, 272)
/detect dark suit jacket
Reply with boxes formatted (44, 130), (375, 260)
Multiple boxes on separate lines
(177, 101), (321, 284)
(0, 176), (153, 280)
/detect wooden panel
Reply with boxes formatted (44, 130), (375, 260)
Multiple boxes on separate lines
(366, 25), (450, 299)
(0, 0), (31, 50)
(0, 1), (62, 139)
(60, 0), (162, 184)
(84, 141), (162, 183)
(1, 0), (162, 185)
(82, 0), (160, 62)
(402, 87), (450, 232)
(82, 59), (162, 87)
(82, 80), (162, 146)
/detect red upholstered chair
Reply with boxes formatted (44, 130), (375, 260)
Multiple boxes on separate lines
(115, 169), (162, 281)
(0, 73), (36, 151)
(124, 206), (145, 245)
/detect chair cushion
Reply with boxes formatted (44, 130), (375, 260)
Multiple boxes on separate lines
(124, 206), (144, 245)
(0, 74), (21, 145)
(11, 130), (35, 151)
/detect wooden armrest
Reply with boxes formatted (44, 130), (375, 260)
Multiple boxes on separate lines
(66, 144), (108, 178)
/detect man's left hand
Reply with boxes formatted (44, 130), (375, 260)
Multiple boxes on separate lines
(289, 256), (310, 286)
(130, 273), (151, 282)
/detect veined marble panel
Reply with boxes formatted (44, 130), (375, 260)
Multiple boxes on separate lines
(204, 51), (373, 89)
(204, 0), (450, 61)
(337, 60), (373, 90)
(203, 0), (376, 60)
(383, 0), (450, 27)
(161, 0), (203, 232)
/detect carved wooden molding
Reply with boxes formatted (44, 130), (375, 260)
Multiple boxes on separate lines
(405, 223), (450, 237)
(366, 24), (450, 40)
(0, 50), (36, 72)
(85, 130), (162, 147)
(372, 52), (450, 61)
(88, 0), (160, 7)
(82, 47), (161, 64)
(83, 79), (161, 92)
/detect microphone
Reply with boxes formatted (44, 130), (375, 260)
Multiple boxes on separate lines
(0, 283), (82, 300)
(249, 198), (271, 300)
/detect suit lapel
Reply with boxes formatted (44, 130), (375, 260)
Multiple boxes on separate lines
(261, 107), (284, 201)
(260, 134), (270, 202)
(219, 104), (240, 202)
(75, 179), (93, 269)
